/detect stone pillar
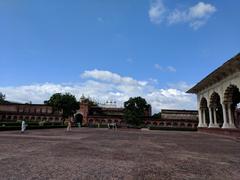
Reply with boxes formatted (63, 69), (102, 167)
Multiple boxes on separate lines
(222, 103), (230, 128)
(201, 108), (207, 127)
(202, 109), (206, 125)
(198, 108), (203, 127)
(213, 108), (219, 127)
(208, 107), (219, 128)
(208, 107), (213, 127)
(227, 104), (236, 129)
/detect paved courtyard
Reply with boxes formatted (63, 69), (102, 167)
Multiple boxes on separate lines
(0, 128), (239, 180)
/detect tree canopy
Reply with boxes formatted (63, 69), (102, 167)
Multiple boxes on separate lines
(152, 112), (161, 119)
(0, 92), (6, 104)
(46, 93), (79, 119)
(124, 96), (151, 126)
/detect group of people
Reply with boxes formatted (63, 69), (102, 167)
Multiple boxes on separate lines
(20, 115), (82, 133)
(107, 122), (117, 130)
(20, 118), (118, 133)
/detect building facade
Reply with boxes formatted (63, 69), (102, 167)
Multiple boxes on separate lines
(77, 96), (198, 128)
(0, 96), (198, 129)
(77, 96), (151, 126)
(187, 53), (240, 129)
(0, 103), (63, 122)
(145, 109), (198, 128)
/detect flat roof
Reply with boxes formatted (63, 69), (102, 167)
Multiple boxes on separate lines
(161, 109), (198, 114)
(187, 53), (240, 94)
(0, 103), (52, 107)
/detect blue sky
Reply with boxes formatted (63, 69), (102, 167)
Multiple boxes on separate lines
(0, 0), (239, 112)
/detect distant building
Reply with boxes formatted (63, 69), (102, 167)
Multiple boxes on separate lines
(187, 53), (240, 129)
(77, 95), (151, 126)
(0, 102), (62, 122)
(145, 109), (198, 128)
(77, 95), (198, 128)
(0, 97), (198, 129)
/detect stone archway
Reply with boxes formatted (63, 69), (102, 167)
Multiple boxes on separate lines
(88, 119), (94, 127)
(153, 122), (157, 126)
(200, 97), (209, 126)
(224, 85), (240, 128)
(187, 53), (240, 130)
(75, 113), (83, 126)
(209, 92), (223, 127)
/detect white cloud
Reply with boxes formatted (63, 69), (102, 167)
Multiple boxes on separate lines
(147, 89), (194, 110)
(149, 1), (216, 29)
(167, 81), (193, 91)
(0, 70), (196, 113)
(154, 64), (176, 72)
(189, 2), (216, 19)
(167, 9), (188, 24)
(149, 0), (166, 24)
(154, 64), (163, 71)
(190, 20), (206, 30)
(148, 78), (159, 84)
(167, 2), (216, 29)
(167, 66), (176, 72)
(81, 69), (148, 86)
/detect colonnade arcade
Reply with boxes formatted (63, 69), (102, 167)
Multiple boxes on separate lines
(199, 85), (240, 129)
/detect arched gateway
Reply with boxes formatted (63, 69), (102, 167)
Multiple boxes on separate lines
(74, 113), (83, 125)
(187, 53), (240, 129)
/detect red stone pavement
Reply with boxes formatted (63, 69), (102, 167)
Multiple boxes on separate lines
(0, 128), (240, 180)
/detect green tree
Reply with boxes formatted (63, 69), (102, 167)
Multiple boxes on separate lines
(152, 112), (161, 119)
(0, 92), (6, 104)
(46, 93), (62, 112)
(124, 97), (151, 126)
(47, 93), (79, 119)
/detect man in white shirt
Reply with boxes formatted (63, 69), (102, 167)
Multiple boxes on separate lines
(21, 120), (26, 133)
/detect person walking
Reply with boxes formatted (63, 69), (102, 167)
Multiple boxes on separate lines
(66, 116), (73, 132)
(21, 120), (26, 133)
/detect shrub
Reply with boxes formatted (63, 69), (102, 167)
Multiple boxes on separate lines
(0, 126), (20, 131)
(0, 125), (67, 131)
(0, 122), (21, 127)
(0, 121), (66, 131)
(149, 126), (197, 131)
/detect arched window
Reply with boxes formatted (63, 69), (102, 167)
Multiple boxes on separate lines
(210, 92), (223, 127)
(180, 123), (185, 127)
(224, 85), (240, 128)
(200, 97), (209, 125)
(187, 123), (192, 127)
(159, 122), (164, 126)
(173, 122), (178, 127)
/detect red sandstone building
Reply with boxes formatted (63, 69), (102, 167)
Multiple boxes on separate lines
(0, 96), (198, 129)
(0, 102), (62, 122)
(146, 109), (198, 128)
(77, 96), (198, 128)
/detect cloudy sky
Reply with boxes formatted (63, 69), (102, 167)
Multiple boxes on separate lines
(0, 0), (239, 113)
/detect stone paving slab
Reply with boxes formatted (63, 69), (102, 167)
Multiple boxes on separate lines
(0, 128), (240, 180)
